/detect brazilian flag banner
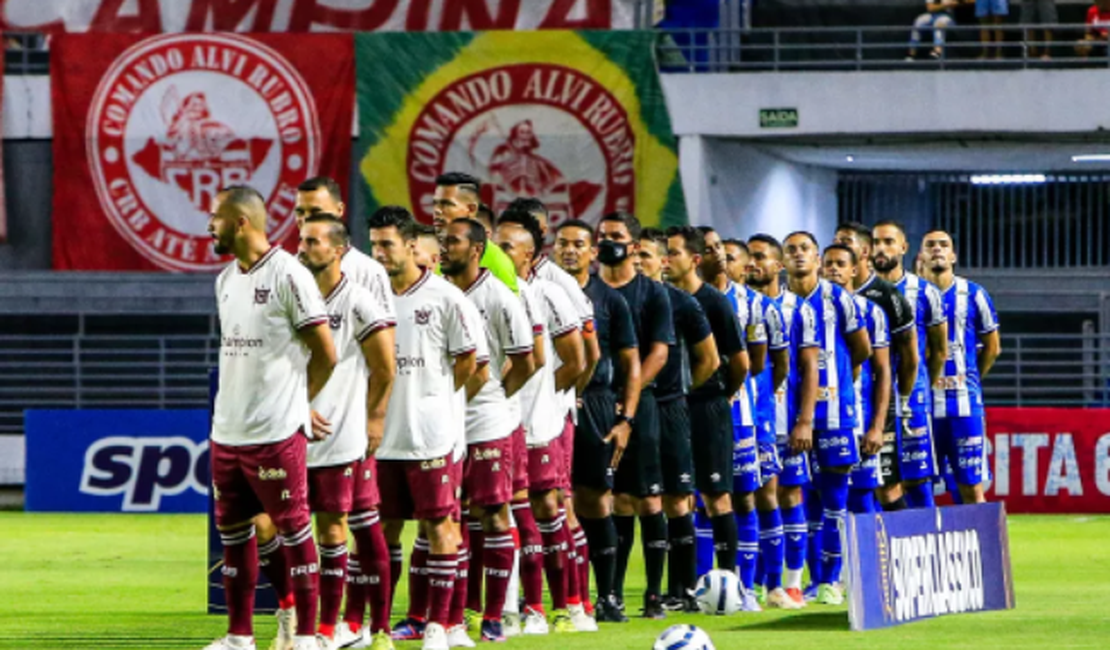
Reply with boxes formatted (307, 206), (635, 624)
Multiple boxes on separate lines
(356, 31), (686, 234)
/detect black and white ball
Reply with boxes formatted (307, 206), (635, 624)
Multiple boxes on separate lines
(693, 569), (742, 615)
(653, 624), (715, 650)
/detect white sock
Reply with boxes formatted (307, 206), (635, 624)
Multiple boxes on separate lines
(785, 568), (803, 590)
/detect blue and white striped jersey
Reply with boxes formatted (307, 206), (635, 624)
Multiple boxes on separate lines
(724, 283), (767, 428)
(772, 289), (819, 440)
(853, 294), (890, 439)
(932, 277), (998, 419)
(801, 279), (864, 432)
(895, 273), (947, 423)
(753, 296), (788, 444)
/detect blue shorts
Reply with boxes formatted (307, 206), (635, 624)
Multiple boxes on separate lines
(975, 0), (1008, 18)
(849, 449), (883, 490)
(905, 388), (931, 429)
(815, 427), (860, 470)
(933, 416), (988, 486)
(897, 415), (938, 482)
(758, 441), (782, 485)
(776, 441), (812, 487)
(732, 425), (760, 494)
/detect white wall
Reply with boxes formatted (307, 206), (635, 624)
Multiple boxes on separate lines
(682, 138), (838, 243)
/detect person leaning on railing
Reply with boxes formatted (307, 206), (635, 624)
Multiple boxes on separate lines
(1077, 0), (1110, 58)
(907, 1), (967, 60)
(1020, 0), (1057, 60)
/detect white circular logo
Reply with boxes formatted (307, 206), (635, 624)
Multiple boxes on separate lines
(87, 33), (320, 272)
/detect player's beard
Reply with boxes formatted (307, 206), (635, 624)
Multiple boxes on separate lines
(872, 254), (899, 273)
(746, 274), (771, 288)
(440, 257), (468, 277)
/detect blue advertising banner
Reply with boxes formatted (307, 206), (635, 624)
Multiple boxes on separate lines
(25, 409), (210, 513)
(844, 502), (1016, 631)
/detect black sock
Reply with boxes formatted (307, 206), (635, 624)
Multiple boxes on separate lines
(613, 514), (636, 601)
(667, 513), (696, 598)
(581, 515), (618, 602)
(710, 513), (738, 572)
(640, 512), (668, 599)
(883, 496), (908, 512)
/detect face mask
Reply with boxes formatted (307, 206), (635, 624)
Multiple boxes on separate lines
(597, 240), (629, 266)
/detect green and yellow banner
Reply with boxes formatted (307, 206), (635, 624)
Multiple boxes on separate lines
(356, 31), (686, 234)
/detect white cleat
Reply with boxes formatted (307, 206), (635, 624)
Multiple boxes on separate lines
(521, 607), (549, 635)
(312, 633), (337, 650)
(204, 636), (257, 650)
(332, 623), (366, 649)
(567, 604), (598, 632)
(422, 623), (449, 650)
(501, 612), (521, 638)
(271, 607), (297, 650)
(445, 624), (475, 648)
(766, 587), (804, 610)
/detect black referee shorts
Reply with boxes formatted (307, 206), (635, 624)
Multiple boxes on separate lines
(658, 395), (695, 496)
(688, 395), (734, 495)
(614, 389), (663, 498)
(573, 387), (617, 492)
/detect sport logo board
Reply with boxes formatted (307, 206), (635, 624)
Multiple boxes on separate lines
(52, 33), (354, 272)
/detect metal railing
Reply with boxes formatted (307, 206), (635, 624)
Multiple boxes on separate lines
(984, 332), (1110, 407)
(657, 24), (1110, 72)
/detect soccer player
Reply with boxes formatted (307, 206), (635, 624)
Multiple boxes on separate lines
(432, 173), (518, 293)
(822, 244), (892, 515)
(872, 221), (949, 509)
(698, 226), (764, 610)
(413, 224), (441, 269)
(596, 212), (674, 620)
(442, 219), (539, 642)
(638, 228), (720, 612)
(665, 226), (748, 600)
(783, 232), (871, 606)
(206, 186), (338, 650)
(368, 206), (482, 650)
(293, 215), (398, 650)
(746, 234), (819, 607)
(723, 239), (749, 286)
(920, 230), (1001, 505)
(554, 219), (641, 623)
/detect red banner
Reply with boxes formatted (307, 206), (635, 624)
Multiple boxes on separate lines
(983, 408), (1110, 513)
(51, 32), (353, 272)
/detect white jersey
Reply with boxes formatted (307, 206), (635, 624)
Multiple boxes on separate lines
(463, 269), (535, 444)
(533, 256), (593, 421)
(520, 276), (580, 444)
(341, 246), (396, 324)
(379, 269), (483, 461)
(307, 275), (396, 468)
(212, 247), (327, 446)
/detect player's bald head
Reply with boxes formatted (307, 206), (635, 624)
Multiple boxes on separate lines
(216, 185), (268, 232)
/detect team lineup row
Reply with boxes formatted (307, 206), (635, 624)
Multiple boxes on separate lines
(203, 173), (1001, 650)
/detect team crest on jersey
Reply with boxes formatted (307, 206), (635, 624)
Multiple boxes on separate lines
(254, 288), (271, 305)
(328, 313), (343, 330)
(87, 34), (321, 271)
(414, 308), (432, 325)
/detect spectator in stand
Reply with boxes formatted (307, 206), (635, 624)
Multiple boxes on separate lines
(1020, 0), (1057, 60)
(908, 1), (962, 60)
(1077, 0), (1110, 58)
(977, 0), (1009, 59)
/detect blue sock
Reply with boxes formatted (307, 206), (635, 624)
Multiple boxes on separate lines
(849, 488), (878, 514)
(755, 549), (765, 589)
(804, 487), (823, 586)
(758, 509), (784, 590)
(781, 504), (808, 576)
(693, 509), (715, 578)
(735, 509), (759, 590)
(819, 472), (850, 585)
(944, 473), (963, 505)
(905, 482), (936, 509)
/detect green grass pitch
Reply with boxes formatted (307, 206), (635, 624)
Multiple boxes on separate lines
(1, 514), (1108, 649)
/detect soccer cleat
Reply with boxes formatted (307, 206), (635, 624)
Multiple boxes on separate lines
(500, 613), (521, 638)
(803, 583), (819, 602)
(480, 619), (506, 642)
(463, 610), (482, 634)
(549, 610), (576, 633)
(333, 623), (362, 649)
(421, 623), (449, 650)
(740, 590), (763, 612)
(367, 632), (394, 650)
(640, 594), (666, 621)
(567, 604), (598, 632)
(391, 618), (426, 641)
(272, 607), (297, 650)
(446, 624), (475, 648)
(659, 595), (685, 612)
(521, 607), (549, 635)
(816, 583), (844, 606)
(784, 587), (807, 608)
(594, 596), (629, 623)
(766, 587), (804, 610)
(204, 636), (257, 650)
(613, 595), (626, 612)
(311, 634), (336, 650)
(756, 585), (767, 606)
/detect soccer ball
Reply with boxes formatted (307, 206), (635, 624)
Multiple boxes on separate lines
(653, 624), (715, 650)
(693, 569), (742, 615)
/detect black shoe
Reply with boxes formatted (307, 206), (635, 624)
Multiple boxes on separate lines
(641, 593), (667, 620)
(660, 595), (685, 612)
(595, 596), (629, 623)
(613, 595), (626, 612)
(683, 594), (701, 613)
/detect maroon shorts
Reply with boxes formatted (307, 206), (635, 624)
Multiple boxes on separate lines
(351, 456), (381, 512)
(211, 432), (310, 531)
(307, 462), (356, 513)
(464, 437), (514, 508)
(558, 413), (575, 490)
(527, 439), (563, 493)
(378, 454), (458, 521)
(510, 425), (529, 494)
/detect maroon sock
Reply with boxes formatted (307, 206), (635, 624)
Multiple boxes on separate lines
(482, 532), (515, 621)
(512, 500), (544, 610)
(221, 525), (259, 636)
(317, 542), (347, 636)
(388, 544), (404, 598)
(466, 519), (485, 613)
(563, 522), (581, 605)
(537, 515), (568, 610)
(573, 525), (592, 611)
(282, 524), (320, 637)
(427, 553), (458, 627)
(343, 558), (366, 629)
(258, 533), (294, 609)
(448, 532), (469, 627)
(350, 512), (393, 634)
(407, 536), (431, 620)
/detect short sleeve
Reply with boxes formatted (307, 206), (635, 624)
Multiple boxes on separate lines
(890, 291), (915, 335)
(446, 293), (483, 359)
(499, 287), (535, 355)
(609, 290), (639, 351)
(714, 294), (747, 357)
(682, 296), (713, 347)
(923, 282), (947, 327)
(764, 301), (788, 351)
(795, 302), (819, 349)
(974, 285), (1000, 335)
(542, 282), (580, 339)
(645, 281), (676, 346)
(280, 263), (327, 331)
(746, 293), (768, 345)
(519, 283), (545, 336)
(352, 286), (397, 342)
(870, 304), (890, 349)
(836, 285), (863, 335)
